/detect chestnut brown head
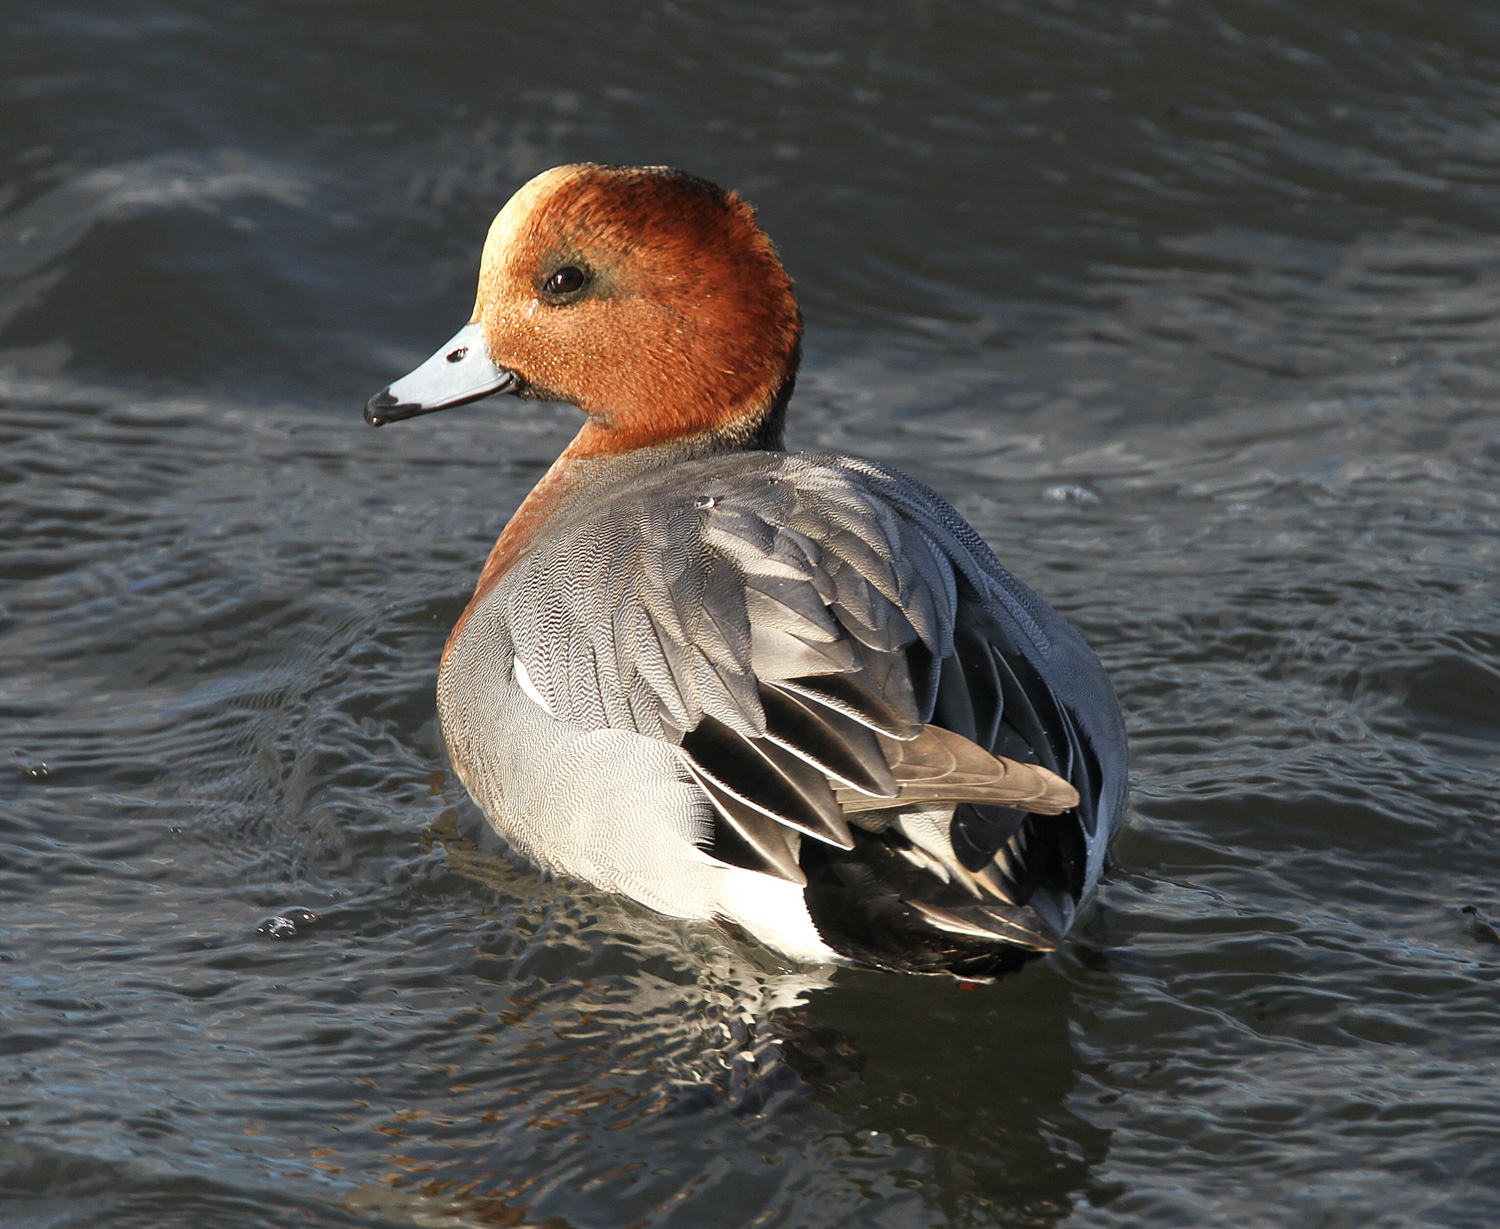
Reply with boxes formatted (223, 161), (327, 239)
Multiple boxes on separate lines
(367, 164), (802, 455)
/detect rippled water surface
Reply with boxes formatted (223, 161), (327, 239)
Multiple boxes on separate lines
(5, 2), (1500, 1226)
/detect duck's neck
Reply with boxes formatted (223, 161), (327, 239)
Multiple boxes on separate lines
(443, 372), (795, 657)
(564, 361), (796, 458)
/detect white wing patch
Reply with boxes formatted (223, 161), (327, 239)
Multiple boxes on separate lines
(512, 655), (555, 718)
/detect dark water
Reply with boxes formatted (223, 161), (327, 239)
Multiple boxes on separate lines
(5, 2), (1500, 1225)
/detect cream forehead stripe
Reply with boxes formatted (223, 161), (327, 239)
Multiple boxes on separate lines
(473, 165), (589, 314)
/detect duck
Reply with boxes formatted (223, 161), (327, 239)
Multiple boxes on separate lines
(365, 164), (1127, 980)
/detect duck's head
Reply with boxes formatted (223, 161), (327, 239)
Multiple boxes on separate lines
(366, 163), (801, 455)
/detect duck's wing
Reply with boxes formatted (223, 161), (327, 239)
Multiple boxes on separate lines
(496, 451), (1124, 967)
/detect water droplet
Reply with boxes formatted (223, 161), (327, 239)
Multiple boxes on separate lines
(257, 907), (319, 940)
(694, 495), (717, 509)
(1043, 484), (1099, 504)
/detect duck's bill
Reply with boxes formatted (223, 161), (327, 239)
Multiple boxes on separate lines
(364, 323), (520, 426)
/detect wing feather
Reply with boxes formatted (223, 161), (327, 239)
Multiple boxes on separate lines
(679, 715), (855, 850)
(696, 775), (806, 885)
(493, 453), (1118, 933)
(758, 683), (898, 797)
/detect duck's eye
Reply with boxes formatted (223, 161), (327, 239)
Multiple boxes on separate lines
(543, 266), (586, 296)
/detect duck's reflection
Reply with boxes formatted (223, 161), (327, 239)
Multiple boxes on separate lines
(775, 960), (1117, 1223)
(332, 813), (1113, 1228)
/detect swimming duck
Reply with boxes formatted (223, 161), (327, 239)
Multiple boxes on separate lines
(366, 164), (1127, 979)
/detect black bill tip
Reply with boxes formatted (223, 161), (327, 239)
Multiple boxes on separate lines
(364, 388), (449, 427)
(363, 390), (399, 429)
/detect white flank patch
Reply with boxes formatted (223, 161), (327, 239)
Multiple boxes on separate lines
(714, 867), (841, 964)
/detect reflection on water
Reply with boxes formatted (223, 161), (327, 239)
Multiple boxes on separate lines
(5, 0), (1500, 1225)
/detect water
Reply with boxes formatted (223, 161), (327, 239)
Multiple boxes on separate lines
(4, 2), (1500, 1225)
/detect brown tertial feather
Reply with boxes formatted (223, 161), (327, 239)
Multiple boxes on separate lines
(833, 724), (1080, 815)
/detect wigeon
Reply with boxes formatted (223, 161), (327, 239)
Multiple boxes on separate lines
(366, 164), (1127, 979)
